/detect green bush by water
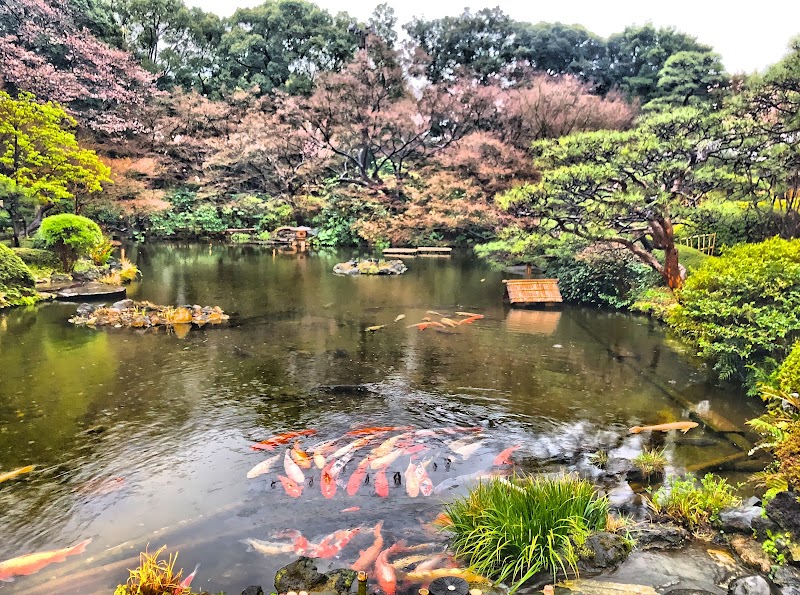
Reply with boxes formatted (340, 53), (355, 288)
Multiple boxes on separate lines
(669, 237), (800, 388)
(647, 473), (739, 529)
(36, 214), (103, 272)
(444, 474), (608, 591)
(0, 244), (38, 308)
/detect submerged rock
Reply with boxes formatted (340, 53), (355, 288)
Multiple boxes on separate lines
(241, 587), (264, 595)
(578, 532), (631, 572)
(275, 557), (356, 595)
(333, 259), (407, 276)
(626, 523), (689, 550)
(720, 506), (765, 534)
(767, 492), (800, 539)
(728, 576), (772, 595)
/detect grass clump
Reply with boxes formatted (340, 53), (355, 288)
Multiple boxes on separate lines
(647, 473), (740, 529)
(114, 545), (191, 595)
(632, 448), (667, 479)
(589, 450), (609, 469)
(100, 258), (140, 285)
(443, 474), (609, 592)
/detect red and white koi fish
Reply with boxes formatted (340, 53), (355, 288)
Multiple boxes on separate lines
(372, 433), (413, 458)
(413, 459), (433, 497)
(0, 538), (92, 582)
(351, 521), (384, 572)
(494, 445), (521, 466)
(413, 553), (457, 573)
(284, 449), (305, 483)
(375, 541), (405, 595)
(241, 538), (294, 556)
(273, 529), (312, 556)
(277, 474), (303, 498)
(252, 430), (317, 451)
(375, 466), (390, 497)
(247, 453), (281, 479)
(341, 506), (361, 513)
(333, 436), (376, 459)
(346, 426), (412, 436)
(314, 527), (362, 558)
(321, 460), (337, 499)
(290, 442), (312, 469)
(347, 457), (372, 496)
(311, 438), (341, 469)
(404, 458), (420, 498)
(175, 563), (199, 593)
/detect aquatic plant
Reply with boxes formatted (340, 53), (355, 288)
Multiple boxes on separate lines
(588, 450), (609, 469)
(443, 474), (608, 592)
(646, 473), (740, 529)
(115, 545), (186, 595)
(632, 448), (667, 479)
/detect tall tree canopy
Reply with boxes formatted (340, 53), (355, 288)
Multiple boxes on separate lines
(647, 50), (728, 110)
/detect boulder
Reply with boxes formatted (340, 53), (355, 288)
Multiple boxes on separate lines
(774, 565), (800, 594)
(241, 588), (264, 595)
(728, 576), (772, 595)
(577, 532), (630, 572)
(729, 535), (772, 573)
(752, 514), (780, 540)
(720, 506), (766, 534)
(76, 302), (99, 316)
(767, 492), (800, 539)
(627, 523), (689, 550)
(112, 299), (134, 310)
(275, 557), (356, 595)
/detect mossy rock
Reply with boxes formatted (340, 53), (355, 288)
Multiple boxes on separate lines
(12, 247), (61, 270)
(0, 244), (35, 289)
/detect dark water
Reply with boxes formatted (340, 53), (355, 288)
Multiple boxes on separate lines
(0, 244), (763, 594)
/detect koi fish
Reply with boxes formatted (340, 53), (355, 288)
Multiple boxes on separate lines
(421, 317), (432, 322)
(394, 315), (406, 322)
(427, 310), (443, 316)
(351, 521), (383, 572)
(405, 458), (420, 497)
(419, 474), (434, 497)
(346, 426), (412, 436)
(252, 430), (317, 450)
(629, 421), (699, 434)
(347, 457), (372, 496)
(403, 567), (485, 582)
(365, 325), (385, 332)
(455, 312), (481, 317)
(247, 454), (281, 479)
(176, 563), (199, 592)
(375, 466), (389, 497)
(333, 436), (376, 459)
(370, 447), (408, 470)
(440, 318), (459, 328)
(314, 527), (362, 558)
(0, 538), (91, 582)
(290, 442), (312, 469)
(391, 554), (431, 569)
(458, 315), (483, 325)
(321, 460), (337, 499)
(330, 452), (356, 478)
(493, 445), (521, 466)
(277, 474), (303, 498)
(372, 432), (413, 458)
(413, 459), (433, 497)
(451, 440), (486, 459)
(284, 449), (305, 483)
(241, 538), (293, 556)
(341, 506), (361, 513)
(433, 469), (507, 495)
(0, 465), (35, 484)
(412, 553), (456, 573)
(312, 438), (340, 469)
(273, 529), (312, 555)
(375, 542), (405, 595)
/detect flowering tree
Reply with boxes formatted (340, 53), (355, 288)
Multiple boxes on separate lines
(0, 0), (155, 133)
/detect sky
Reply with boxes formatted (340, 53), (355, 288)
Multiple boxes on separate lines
(185, 0), (800, 74)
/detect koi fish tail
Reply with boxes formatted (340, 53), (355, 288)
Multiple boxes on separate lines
(71, 538), (93, 556)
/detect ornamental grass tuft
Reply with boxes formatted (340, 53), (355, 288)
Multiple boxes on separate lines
(443, 474), (608, 592)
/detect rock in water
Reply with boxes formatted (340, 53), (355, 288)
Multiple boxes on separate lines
(577, 532), (630, 572)
(323, 569), (357, 593)
(728, 576), (772, 595)
(242, 587), (264, 595)
(274, 558), (355, 595)
(767, 491), (800, 539)
(112, 299), (134, 310)
(626, 523), (689, 550)
(719, 506), (765, 534)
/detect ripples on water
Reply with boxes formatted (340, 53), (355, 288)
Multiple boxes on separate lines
(0, 245), (763, 593)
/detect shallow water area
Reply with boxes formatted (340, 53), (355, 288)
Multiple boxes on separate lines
(0, 244), (763, 593)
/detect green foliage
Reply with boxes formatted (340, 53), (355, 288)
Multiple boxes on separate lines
(645, 50), (727, 110)
(772, 342), (800, 396)
(681, 200), (784, 248)
(89, 238), (113, 265)
(631, 287), (678, 321)
(648, 473), (740, 529)
(313, 192), (388, 247)
(632, 448), (667, 478)
(548, 250), (659, 309)
(11, 247), (60, 270)
(589, 450), (609, 469)
(653, 245), (713, 275)
(669, 238), (800, 386)
(444, 474), (608, 591)
(0, 243), (35, 289)
(762, 530), (792, 566)
(229, 233), (252, 243)
(37, 214), (103, 272)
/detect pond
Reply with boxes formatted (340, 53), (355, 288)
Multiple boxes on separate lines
(0, 244), (763, 594)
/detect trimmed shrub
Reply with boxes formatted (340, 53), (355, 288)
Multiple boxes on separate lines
(669, 237), (800, 386)
(36, 214), (103, 272)
(11, 247), (61, 270)
(0, 244), (35, 289)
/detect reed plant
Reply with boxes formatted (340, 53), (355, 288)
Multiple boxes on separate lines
(647, 473), (739, 529)
(632, 447), (667, 479)
(443, 474), (608, 592)
(100, 257), (140, 285)
(115, 545), (184, 595)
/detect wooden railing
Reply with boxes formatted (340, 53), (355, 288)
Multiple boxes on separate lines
(678, 233), (717, 255)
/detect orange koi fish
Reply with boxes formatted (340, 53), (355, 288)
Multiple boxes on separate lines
(277, 475), (303, 498)
(413, 553), (457, 573)
(0, 538), (91, 582)
(375, 542), (405, 595)
(372, 432), (413, 458)
(314, 527), (362, 558)
(321, 460), (337, 499)
(346, 426), (412, 436)
(408, 321), (446, 330)
(440, 318), (459, 328)
(273, 530), (312, 556)
(404, 458), (420, 498)
(341, 506), (361, 513)
(494, 445), (521, 466)
(370, 447), (407, 470)
(284, 449), (305, 484)
(290, 442), (312, 469)
(247, 453), (281, 479)
(333, 436), (376, 459)
(252, 430), (317, 450)
(175, 563), (199, 593)
(458, 315), (483, 325)
(347, 457), (372, 496)
(629, 421), (699, 434)
(375, 466), (390, 497)
(351, 521), (384, 572)
(311, 437), (342, 469)
(0, 465), (35, 484)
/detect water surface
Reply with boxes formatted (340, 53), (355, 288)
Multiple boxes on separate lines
(0, 244), (762, 593)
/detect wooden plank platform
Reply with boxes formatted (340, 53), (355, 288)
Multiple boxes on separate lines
(503, 278), (563, 305)
(383, 247), (452, 256)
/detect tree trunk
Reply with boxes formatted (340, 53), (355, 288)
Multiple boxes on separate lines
(648, 215), (684, 291)
(25, 203), (55, 236)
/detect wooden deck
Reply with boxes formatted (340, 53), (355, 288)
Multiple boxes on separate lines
(383, 247), (452, 257)
(503, 279), (563, 306)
